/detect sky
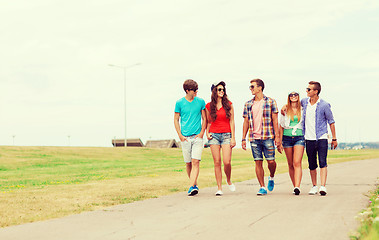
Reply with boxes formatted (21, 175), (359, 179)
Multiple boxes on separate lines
(1, 0), (378, 147)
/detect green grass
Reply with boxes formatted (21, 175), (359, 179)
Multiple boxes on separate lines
(350, 181), (379, 240)
(0, 146), (187, 191)
(1, 146), (377, 192)
(0, 146), (378, 227)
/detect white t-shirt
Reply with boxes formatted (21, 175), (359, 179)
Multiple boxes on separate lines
(304, 99), (328, 140)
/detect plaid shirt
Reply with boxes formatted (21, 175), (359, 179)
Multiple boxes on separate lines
(243, 95), (278, 141)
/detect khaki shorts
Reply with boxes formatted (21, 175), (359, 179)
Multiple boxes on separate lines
(181, 135), (204, 163)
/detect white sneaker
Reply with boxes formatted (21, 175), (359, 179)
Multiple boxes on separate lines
(308, 186), (318, 195)
(215, 190), (223, 196)
(319, 186), (327, 196)
(228, 183), (236, 192)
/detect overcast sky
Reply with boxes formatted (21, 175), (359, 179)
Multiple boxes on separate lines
(1, 0), (378, 147)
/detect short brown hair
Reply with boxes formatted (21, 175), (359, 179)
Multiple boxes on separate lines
(309, 81), (321, 95)
(183, 79), (198, 92)
(250, 78), (265, 91)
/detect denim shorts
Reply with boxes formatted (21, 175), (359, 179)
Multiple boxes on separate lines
(208, 132), (231, 145)
(250, 139), (275, 161)
(305, 139), (328, 170)
(181, 135), (204, 163)
(282, 135), (305, 148)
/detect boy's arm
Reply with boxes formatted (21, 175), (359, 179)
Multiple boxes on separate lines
(330, 123), (337, 149)
(198, 109), (207, 139)
(277, 125), (284, 154)
(272, 112), (280, 147)
(174, 112), (187, 142)
(242, 117), (249, 150)
(324, 103), (337, 149)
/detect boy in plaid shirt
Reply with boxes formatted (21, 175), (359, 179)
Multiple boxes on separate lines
(242, 79), (281, 195)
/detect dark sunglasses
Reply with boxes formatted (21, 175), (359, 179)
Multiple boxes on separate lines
(306, 88), (313, 92)
(289, 93), (299, 97)
(188, 88), (198, 92)
(249, 85), (256, 90)
(217, 88), (224, 92)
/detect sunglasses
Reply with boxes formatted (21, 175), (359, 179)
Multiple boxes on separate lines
(289, 93), (299, 97)
(249, 85), (256, 90)
(217, 88), (224, 92)
(306, 88), (313, 92)
(189, 89), (198, 92)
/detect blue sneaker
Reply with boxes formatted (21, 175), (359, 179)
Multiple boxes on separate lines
(267, 177), (274, 192)
(257, 187), (267, 195)
(188, 186), (198, 196)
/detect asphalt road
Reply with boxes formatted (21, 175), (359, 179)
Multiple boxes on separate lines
(1, 158), (378, 240)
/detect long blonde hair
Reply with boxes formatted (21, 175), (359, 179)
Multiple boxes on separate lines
(286, 93), (301, 122)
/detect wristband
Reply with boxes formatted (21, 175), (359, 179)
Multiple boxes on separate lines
(332, 139), (337, 141)
(242, 139), (246, 142)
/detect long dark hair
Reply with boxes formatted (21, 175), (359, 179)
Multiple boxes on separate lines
(210, 85), (231, 121)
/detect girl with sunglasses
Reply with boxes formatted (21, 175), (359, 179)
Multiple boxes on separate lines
(278, 92), (305, 195)
(205, 81), (236, 196)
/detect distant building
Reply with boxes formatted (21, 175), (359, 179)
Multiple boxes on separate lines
(352, 145), (363, 150)
(145, 139), (179, 148)
(112, 138), (144, 147)
(338, 142), (379, 150)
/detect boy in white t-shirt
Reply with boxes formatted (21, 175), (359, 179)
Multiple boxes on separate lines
(302, 81), (337, 196)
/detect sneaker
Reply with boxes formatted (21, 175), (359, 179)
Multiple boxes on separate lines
(228, 183), (236, 192)
(294, 187), (300, 195)
(267, 177), (275, 192)
(257, 187), (268, 196)
(319, 186), (327, 196)
(308, 186), (318, 195)
(188, 186), (198, 196)
(215, 190), (223, 196)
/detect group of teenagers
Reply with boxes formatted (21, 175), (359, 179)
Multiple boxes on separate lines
(174, 78), (337, 197)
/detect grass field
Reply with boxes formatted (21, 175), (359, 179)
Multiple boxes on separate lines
(0, 146), (378, 227)
(350, 183), (379, 240)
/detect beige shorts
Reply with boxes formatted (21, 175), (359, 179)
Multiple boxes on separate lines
(181, 135), (204, 163)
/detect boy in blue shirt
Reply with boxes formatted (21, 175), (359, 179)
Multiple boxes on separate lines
(174, 79), (206, 196)
(303, 81), (337, 196)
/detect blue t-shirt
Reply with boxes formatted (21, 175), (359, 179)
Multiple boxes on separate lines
(175, 97), (205, 136)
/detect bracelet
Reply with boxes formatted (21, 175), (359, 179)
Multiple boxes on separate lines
(242, 139), (246, 142)
(332, 139), (337, 141)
